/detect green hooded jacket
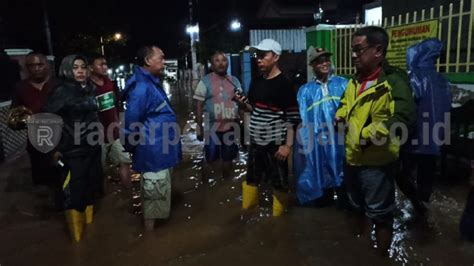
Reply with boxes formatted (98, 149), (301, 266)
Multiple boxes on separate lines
(335, 65), (416, 166)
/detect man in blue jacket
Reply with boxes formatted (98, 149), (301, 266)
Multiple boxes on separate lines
(295, 47), (348, 206)
(123, 45), (182, 231)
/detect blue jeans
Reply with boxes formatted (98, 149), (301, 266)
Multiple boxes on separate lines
(345, 162), (396, 224)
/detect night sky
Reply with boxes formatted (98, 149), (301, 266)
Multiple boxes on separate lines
(1, 0), (370, 62)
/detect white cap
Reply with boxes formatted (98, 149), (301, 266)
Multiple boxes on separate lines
(251, 39), (282, 55)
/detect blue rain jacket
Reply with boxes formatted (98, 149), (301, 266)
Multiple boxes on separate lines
(122, 66), (182, 173)
(294, 75), (348, 204)
(404, 38), (452, 156)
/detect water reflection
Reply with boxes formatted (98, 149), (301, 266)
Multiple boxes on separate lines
(124, 82), (472, 265)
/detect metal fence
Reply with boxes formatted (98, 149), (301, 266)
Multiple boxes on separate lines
(0, 101), (27, 163)
(333, 0), (474, 76)
(250, 29), (307, 53)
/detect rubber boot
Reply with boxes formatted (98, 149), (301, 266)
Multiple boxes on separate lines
(65, 209), (84, 243)
(242, 181), (258, 209)
(85, 205), (93, 225)
(272, 192), (288, 217)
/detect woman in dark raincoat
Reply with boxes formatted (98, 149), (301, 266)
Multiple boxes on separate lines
(44, 55), (102, 242)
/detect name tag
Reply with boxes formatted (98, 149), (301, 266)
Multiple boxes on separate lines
(96, 91), (116, 112)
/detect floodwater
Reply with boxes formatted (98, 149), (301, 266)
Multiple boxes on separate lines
(0, 81), (473, 266)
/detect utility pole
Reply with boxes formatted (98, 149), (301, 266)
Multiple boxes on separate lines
(43, 8), (53, 56)
(100, 36), (105, 56)
(42, 1), (55, 69)
(189, 0), (199, 85)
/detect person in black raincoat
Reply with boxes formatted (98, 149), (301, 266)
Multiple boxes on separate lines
(43, 55), (102, 242)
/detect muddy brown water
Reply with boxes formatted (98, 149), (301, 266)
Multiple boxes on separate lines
(0, 81), (473, 265)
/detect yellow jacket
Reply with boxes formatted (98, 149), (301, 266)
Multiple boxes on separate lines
(336, 66), (416, 166)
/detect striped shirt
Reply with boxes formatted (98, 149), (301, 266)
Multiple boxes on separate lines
(248, 74), (300, 146)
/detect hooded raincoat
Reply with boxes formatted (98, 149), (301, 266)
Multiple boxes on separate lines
(294, 75), (348, 203)
(404, 38), (452, 155)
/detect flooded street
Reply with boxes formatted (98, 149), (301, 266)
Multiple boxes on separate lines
(0, 82), (473, 266)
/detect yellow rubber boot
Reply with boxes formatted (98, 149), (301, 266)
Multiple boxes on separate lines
(85, 205), (93, 225)
(242, 181), (258, 210)
(272, 192), (288, 217)
(65, 210), (84, 243)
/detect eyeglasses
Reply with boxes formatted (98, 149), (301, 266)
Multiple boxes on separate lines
(351, 46), (373, 57)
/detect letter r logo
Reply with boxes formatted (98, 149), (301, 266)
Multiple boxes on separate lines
(37, 126), (54, 146)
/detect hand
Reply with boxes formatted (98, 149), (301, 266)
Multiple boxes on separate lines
(233, 94), (249, 109)
(52, 151), (62, 166)
(274, 145), (291, 161)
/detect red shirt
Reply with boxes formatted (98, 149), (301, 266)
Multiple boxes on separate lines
(94, 77), (120, 143)
(357, 67), (382, 96)
(13, 78), (58, 114)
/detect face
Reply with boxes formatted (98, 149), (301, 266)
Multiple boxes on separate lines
(26, 55), (49, 81)
(255, 50), (279, 74)
(311, 55), (331, 77)
(146, 47), (165, 76)
(211, 54), (228, 75)
(351, 35), (383, 74)
(72, 59), (88, 84)
(90, 58), (108, 76)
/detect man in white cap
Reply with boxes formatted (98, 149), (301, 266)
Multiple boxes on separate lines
(294, 47), (348, 207)
(234, 39), (300, 216)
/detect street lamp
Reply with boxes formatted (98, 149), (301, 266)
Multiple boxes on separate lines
(230, 19), (241, 31)
(100, 32), (124, 56)
(186, 24), (200, 35)
(114, 33), (123, 41)
(186, 23), (199, 82)
(314, 3), (324, 24)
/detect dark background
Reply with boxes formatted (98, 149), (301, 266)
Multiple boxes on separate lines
(0, 0), (375, 64)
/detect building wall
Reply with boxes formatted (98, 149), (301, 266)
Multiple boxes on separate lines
(249, 29), (307, 53)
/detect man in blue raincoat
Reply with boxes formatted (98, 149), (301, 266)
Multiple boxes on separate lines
(123, 45), (182, 231)
(398, 39), (452, 215)
(294, 47), (348, 206)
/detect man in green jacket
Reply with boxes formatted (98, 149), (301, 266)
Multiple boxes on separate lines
(335, 26), (416, 256)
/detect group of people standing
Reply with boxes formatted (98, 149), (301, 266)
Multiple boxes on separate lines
(195, 26), (454, 256)
(8, 24), (468, 255)
(10, 52), (132, 242)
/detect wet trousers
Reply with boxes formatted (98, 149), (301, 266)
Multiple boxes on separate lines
(398, 152), (437, 203)
(141, 169), (172, 220)
(247, 144), (289, 192)
(27, 142), (59, 186)
(345, 162), (396, 225)
(60, 149), (102, 212)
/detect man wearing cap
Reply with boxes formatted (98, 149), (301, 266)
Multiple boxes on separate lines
(294, 47), (348, 207)
(234, 39), (300, 216)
